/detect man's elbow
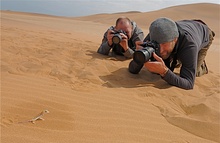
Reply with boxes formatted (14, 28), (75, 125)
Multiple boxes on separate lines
(97, 48), (108, 55)
(184, 85), (194, 90)
(181, 81), (194, 90)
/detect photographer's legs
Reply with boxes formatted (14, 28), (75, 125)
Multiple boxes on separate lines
(196, 29), (214, 77)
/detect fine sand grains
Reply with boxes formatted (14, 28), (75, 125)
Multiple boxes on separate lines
(1, 4), (220, 143)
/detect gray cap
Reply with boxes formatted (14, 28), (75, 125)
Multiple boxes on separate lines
(149, 17), (179, 44)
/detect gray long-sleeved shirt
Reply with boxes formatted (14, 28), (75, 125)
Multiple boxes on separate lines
(129, 20), (210, 89)
(97, 21), (144, 58)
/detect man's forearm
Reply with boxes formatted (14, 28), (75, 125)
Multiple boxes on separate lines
(123, 48), (134, 58)
(162, 70), (194, 89)
(97, 42), (112, 55)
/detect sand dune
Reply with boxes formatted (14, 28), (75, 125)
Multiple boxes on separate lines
(75, 3), (220, 40)
(1, 3), (220, 143)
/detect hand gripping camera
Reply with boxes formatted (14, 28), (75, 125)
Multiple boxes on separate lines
(133, 41), (160, 64)
(111, 30), (127, 44)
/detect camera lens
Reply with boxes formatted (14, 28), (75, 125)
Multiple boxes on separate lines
(133, 47), (155, 64)
(112, 34), (122, 44)
(133, 51), (146, 64)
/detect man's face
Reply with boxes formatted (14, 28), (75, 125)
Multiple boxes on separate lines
(159, 40), (176, 60)
(115, 21), (132, 39)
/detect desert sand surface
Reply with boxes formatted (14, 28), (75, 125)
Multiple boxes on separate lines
(1, 3), (220, 143)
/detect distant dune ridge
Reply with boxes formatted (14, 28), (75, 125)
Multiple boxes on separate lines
(1, 3), (220, 143)
(74, 3), (219, 38)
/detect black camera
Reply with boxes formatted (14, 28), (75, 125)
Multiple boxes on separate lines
(111, 30), (127, 44)
(133, 41), (160, 64)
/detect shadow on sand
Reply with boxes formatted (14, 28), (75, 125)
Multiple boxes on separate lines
(99, 67), (171, 89)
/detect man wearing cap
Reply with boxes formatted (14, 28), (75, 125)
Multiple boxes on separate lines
(129, 17), (215, 89)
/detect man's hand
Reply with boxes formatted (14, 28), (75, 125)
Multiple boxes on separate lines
(107, 29), (114, 46)
(119, 32), (129, 51)
(144, 53), (168, 77)
(135, 41), (144, 50)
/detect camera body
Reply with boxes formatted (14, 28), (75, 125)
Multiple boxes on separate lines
(111, 30), (127, 44)
(133, 41), (160, 64)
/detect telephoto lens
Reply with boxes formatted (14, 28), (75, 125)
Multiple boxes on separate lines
(133, 47), (155, 64)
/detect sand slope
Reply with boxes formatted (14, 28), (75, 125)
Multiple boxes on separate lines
(1, 3), (220, 143)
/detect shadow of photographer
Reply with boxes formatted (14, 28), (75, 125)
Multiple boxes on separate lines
(85, 49), (171, 89)
(99, 67), (172, 89)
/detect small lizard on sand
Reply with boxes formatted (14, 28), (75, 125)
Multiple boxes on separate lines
(18, 110), (49, 124)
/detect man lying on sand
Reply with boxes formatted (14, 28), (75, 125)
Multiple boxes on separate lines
(129, 17), (215, 90)
(97, 17), (144, 58)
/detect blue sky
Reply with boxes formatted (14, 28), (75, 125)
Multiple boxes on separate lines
(1, 0), (220, 17)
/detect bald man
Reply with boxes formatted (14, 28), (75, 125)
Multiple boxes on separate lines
(97, 17), (144, 58)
